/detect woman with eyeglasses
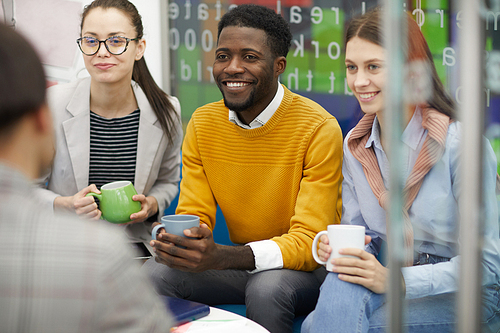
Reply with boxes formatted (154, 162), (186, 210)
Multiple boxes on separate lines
(36, 0), (182, 238)
(302, 8), (500, 333)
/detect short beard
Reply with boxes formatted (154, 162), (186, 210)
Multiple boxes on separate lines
(221, 88), (255, 112)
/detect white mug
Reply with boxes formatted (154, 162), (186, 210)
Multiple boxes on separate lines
(312, 224), (365, 271)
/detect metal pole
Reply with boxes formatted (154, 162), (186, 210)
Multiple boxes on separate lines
(160, 0), (171, 94)
(457, 0), (485, 332)
(382, 1), (406, 332)
(2, 0), (15, 28)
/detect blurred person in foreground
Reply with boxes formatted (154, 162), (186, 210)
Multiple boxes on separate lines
(302, 8), (500, 333)
(0, 23), (173, 333)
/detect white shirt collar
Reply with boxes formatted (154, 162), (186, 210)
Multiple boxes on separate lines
(229, 83), (284, 129)
(401, 107), (425, 150)
(366, 107), (425, 151)
(366, 115), (383, 151)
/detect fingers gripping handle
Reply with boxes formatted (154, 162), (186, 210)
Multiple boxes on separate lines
(151, 223), (165, 241)
(312, 230), (328, 265)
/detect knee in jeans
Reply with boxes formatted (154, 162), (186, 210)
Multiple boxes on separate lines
(142, 259), (164, 283)
(250, 282), (288, 303)
(246, 274), (293, 307)
(141, 259), (185, 297)
(318, 273), (364, 307)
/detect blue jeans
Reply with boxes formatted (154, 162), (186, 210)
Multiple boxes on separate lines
(302, 273), (500, 333)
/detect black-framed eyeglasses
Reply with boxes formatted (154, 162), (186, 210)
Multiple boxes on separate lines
(76, 36), (140, 56)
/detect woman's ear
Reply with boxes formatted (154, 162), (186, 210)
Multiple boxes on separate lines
(135, 38), (146, 61)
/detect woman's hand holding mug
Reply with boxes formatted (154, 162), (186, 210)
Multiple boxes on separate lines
(85, 181), (141, 223)
(54, 184), (102, 220)
(313, 226), (388, 294)
(126, 194), (158, 224)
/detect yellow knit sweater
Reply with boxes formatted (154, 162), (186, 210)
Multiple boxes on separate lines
(176, 85), (343, 271)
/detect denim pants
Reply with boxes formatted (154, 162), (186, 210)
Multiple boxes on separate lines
(302, 257), (500, 333)
(142, 259), (327, 333)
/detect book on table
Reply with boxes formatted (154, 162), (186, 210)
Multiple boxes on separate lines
(161, 295), (210, 325)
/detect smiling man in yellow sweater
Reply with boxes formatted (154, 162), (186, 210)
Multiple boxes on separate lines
(144, 4), (342, 333)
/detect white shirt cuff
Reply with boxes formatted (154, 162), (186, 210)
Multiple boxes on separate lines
(246, 240), (283, 274)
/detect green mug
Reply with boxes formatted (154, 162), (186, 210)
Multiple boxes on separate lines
(85, 181), (141, 223)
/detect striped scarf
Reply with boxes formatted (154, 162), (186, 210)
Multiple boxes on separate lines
(347, 108), (451, 266)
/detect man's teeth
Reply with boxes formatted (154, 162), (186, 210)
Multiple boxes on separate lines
(227, 82), (249, 87)
(359, 92), (377, 99)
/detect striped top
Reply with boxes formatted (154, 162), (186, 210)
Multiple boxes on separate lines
(89, 109), (140, 189)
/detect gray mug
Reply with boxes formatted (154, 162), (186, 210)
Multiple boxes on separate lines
(151, 214), (200, 240)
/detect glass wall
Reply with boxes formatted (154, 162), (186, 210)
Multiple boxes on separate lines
(167, 0), (499, 137)
(167, 0), (500, 331)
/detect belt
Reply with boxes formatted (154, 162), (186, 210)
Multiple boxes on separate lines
(413, 252), (451, 266)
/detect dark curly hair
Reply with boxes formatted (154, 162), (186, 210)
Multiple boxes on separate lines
(217, 4), (292, 58)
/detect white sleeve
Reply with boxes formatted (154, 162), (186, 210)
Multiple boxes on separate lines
(246, 240), (283, 273)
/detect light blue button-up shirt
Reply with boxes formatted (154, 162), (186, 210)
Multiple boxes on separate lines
(341, 108), (500, 299)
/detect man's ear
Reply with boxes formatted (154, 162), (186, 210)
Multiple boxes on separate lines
(275, 56), (287, 77)
(33, 103), (53, 135)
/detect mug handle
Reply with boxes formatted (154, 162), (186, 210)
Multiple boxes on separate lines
(85, 192), (102, 201)
(84, 192), (105, 220)
(312, 230), (329, 265)
(151, 223), (166, 241)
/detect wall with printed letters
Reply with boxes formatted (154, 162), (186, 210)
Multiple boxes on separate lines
(167, 0), (500, 171)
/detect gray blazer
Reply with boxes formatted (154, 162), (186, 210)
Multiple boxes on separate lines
(36, 77), (182, 225)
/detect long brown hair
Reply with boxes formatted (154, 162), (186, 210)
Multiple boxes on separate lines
(81, 0), (178, 144)
(345, 8), (455, 119)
